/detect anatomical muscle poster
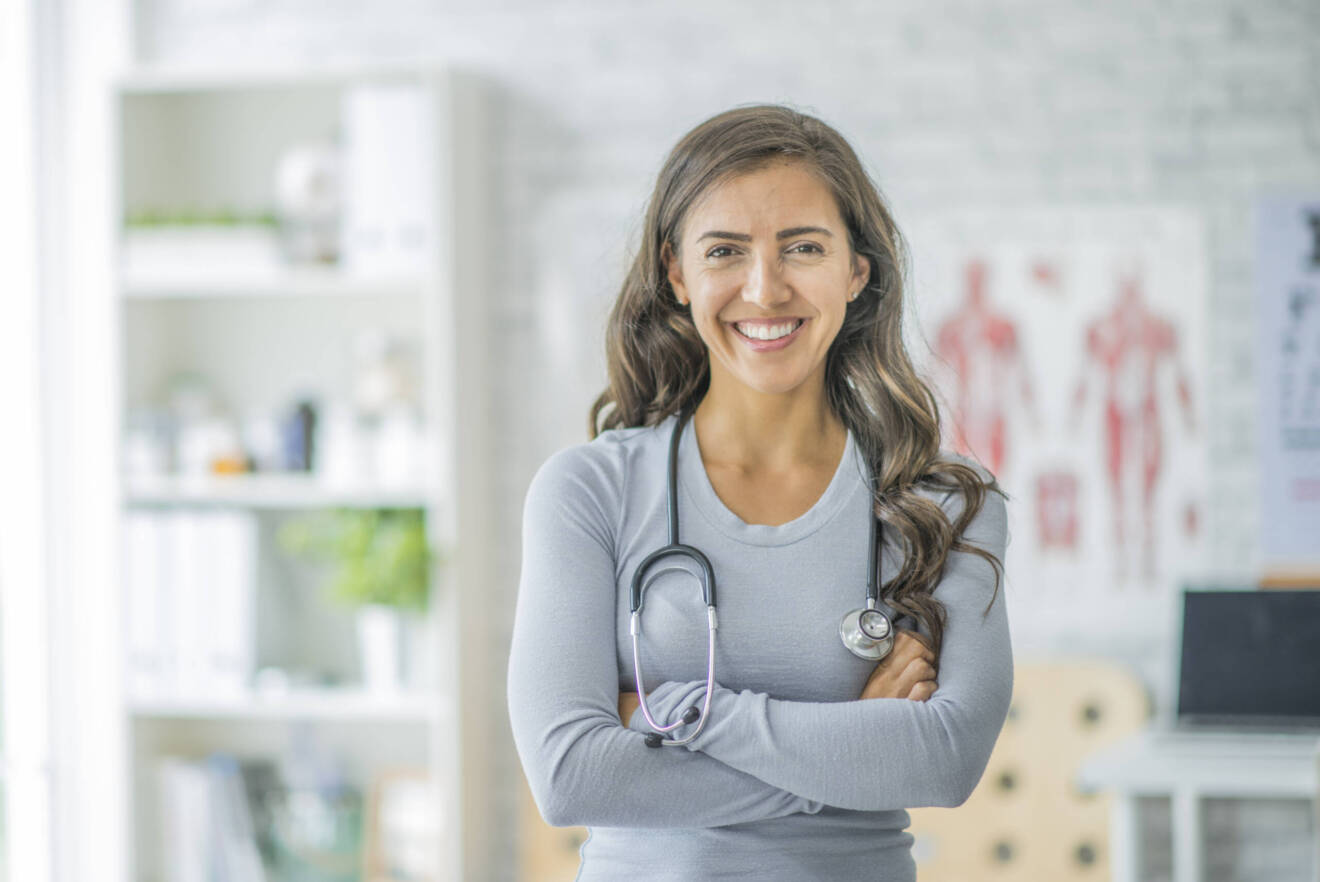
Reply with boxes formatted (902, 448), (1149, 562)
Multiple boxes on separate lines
(904, 207), (1209, 649)
(1256, 197), (1320, 573)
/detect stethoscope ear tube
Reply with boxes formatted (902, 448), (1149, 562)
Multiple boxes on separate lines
(630, 408), (721, 748)
(633, 604), (718, 747)
(629, 546), (716, 612)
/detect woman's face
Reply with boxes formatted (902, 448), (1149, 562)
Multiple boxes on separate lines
(664, 161), (870, 400)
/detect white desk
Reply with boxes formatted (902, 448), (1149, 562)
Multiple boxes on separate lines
(1077, 729), (1320, 882)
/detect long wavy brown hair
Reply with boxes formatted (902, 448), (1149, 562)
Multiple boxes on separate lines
(588, 105), (1005, 659)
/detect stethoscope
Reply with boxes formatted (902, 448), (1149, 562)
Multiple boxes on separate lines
(630, 408), (909, 748)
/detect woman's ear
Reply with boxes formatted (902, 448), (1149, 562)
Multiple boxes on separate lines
(662, 241), (688, 306)
(851, 253), (872, 297)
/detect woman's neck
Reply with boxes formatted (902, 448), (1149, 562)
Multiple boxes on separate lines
(693, 377), (847, 475)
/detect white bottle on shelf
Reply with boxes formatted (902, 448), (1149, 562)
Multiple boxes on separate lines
(318, 400), (372, 487)
(374, 403), (427, 488)
(356, 603), (402, 694)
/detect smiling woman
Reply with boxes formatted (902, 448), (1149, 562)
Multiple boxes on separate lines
(507, 105), (1012, 881)
(664, 162), (868, 395)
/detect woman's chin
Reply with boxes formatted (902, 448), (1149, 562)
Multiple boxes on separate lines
(728, 367), (817, 398)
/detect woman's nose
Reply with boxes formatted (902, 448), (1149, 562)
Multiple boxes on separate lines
(742, 251), (790, 307)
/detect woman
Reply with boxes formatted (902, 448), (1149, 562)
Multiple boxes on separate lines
(507, 105), (1011, 881)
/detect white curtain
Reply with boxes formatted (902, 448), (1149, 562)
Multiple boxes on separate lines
(1, 0), (131, 879)
(0, 0), (54, 878)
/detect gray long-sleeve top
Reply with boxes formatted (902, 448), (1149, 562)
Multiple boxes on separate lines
(507, 411), (1013, 881)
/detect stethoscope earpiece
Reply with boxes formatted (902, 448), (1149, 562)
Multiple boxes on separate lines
(643, 705), (702, 748)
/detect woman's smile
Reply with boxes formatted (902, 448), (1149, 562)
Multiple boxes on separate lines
(728, 317), (809, 351)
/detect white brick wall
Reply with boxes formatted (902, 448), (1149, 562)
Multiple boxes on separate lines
(137, 3), (1320, 878)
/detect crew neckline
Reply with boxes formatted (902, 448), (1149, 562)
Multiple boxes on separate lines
(669, 411), (866, 547)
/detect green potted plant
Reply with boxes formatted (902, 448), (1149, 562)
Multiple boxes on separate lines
(278, 508), (438, 692)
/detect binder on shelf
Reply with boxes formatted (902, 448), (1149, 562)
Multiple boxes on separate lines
(126, 509), (258, 700)
(340, 81), (436, 276)
(158, 754), (266, 882)
(168, 511), (208, 696)
(207, 754), (267, 882)
(208, 510), (258, 696)
(124, 510), (168, 699)
(158, 756), (211, 882)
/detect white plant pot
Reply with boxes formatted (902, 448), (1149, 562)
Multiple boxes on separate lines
(356, 603), (402, 693)
(401, 611), (434, 691)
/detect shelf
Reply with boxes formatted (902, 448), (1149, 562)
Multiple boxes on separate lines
(121, 268), (428, 300)
(130, 689), (447, 723)
(124, 472), (432, 509)
(116, 61), (447, 94)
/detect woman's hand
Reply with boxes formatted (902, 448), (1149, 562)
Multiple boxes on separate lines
(618, 691), (641, 725)
(858, 630), (938, 702)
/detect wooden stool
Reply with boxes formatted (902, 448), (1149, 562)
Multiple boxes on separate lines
(907, 659), (1150, 881)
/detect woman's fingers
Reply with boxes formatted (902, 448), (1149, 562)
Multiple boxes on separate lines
(894, 656), (936, 697)
(908, 680), (937, 702)
(891, 630), (936, 668)
(885, 635), (936, 680)
(903, 656), (936, 682)
(857, 634), (940, 701)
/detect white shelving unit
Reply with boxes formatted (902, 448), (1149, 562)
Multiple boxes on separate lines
(113, 64), (497, 881)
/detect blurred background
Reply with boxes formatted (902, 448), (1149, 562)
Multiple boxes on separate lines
(1, 0), (1318, 881)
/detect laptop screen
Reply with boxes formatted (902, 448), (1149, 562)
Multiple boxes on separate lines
(1178, 589), (1320, 728)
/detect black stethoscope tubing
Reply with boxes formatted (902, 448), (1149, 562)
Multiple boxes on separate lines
(629, 407), (902, 748)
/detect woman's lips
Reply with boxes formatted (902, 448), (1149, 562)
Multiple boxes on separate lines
(729, 318), (807, 352)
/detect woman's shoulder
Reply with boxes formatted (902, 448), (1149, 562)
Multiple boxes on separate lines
(927, 449), (1008, 547)
(932, 449), (996, 484)
(535, 422), (661, 475)
(526, 421), (666, 512)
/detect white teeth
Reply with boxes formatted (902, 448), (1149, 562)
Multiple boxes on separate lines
(735, 320), (801, 341)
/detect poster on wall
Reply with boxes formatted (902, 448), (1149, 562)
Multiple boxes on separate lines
(1256, 197), (1320, 574)
(904, 207), (1209, 648)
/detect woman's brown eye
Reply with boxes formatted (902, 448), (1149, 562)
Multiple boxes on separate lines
(707, 246), (734, 259)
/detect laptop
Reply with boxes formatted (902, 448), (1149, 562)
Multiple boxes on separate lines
(1174, 588), (1320, 733)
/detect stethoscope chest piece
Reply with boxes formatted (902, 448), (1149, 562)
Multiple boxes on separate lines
(839, 607), (895, 661)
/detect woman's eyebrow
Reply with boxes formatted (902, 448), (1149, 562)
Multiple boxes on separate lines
(696, 230), (752, 242)
(695, 226), (834, 243)
(777, 225), (833, 239)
